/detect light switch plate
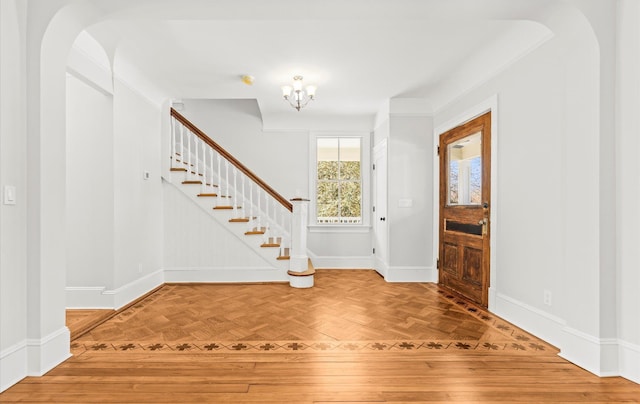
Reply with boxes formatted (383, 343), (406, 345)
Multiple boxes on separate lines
(4, 185), (16, 205)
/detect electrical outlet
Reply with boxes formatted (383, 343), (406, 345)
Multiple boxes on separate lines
(543, 289), (552, 306)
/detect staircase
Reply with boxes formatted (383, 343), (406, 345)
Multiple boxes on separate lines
(168, 108), (314, 287)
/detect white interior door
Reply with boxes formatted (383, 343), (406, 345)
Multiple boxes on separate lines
(373, 140), (388, 275)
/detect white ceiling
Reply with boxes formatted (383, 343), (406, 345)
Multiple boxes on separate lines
(86, 0), (553, 129)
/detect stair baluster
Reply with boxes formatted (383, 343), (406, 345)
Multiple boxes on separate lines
(180, 124), (185, 178)
(187, 130), (192, 181)
(209, 149), (216, 194)
(241, 174), (246, 220)
(257, 183), (262, 232)
(195, 135), (200, 184)
(216, 153), (222, 205)
(233, 166), (238, 214)
(170, 117), (176, 169)
(249, 179), (254, 229)
(263, 195), (269, 244)
(224, 160), (230, 206)
(200, 140), (206, 194)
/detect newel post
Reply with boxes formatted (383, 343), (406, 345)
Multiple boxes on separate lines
(288, 198), (314, 288)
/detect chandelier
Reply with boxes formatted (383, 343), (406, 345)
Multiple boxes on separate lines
(281, 76), (316, 111)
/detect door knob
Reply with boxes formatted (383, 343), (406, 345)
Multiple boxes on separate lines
(380, 217), (386, 221)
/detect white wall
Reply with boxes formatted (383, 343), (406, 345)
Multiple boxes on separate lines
(66, 74), (114, 289)
(615, 0), (640, 382)
(63, 32), (165, 309)
(0, 0), (28, 391)
(387, 115), (433, 274)
(307, 230), (372, 267)
(372, 108), (434, 281)
(112, 80), (163, 292)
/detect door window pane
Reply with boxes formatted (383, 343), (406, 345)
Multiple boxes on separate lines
(448, 132), (482, 206)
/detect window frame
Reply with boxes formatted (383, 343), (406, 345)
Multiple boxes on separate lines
(309, 132), (371, 231)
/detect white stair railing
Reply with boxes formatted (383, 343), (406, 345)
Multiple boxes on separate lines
(170, 109), (294, 259)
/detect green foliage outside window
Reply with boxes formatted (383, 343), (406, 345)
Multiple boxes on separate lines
(317, 161), (361, 224)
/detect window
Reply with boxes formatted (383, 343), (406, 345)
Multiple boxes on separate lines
(310, 134), (370, 228)
(447, 131), (482, 206)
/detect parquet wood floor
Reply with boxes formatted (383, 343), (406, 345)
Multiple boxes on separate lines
(71, 270), (553, 353)
(3, 270), (639, 403)
(66, 309), (115, 340)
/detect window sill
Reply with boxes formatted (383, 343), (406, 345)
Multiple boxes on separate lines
(308, 225), (372, 234)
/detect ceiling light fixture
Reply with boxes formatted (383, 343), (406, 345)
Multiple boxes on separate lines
(281, 76), (316, 111)
(241, 75), (254, 85)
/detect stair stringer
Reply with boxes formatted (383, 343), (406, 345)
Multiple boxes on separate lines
(162, 175), (289, 283)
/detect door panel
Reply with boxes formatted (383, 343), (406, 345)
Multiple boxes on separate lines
(438, 112), (491, 307)
(462, 247), (482, 286)
(373, 141), (388, 273)
(442, 243), (458, 275)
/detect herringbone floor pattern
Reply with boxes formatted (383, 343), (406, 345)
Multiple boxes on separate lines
(72, 270), (555, 355)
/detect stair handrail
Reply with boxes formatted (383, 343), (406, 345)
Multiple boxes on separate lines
(171, 108), (293, 212)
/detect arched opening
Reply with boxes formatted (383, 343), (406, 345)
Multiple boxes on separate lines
(18, 0), (617, 385)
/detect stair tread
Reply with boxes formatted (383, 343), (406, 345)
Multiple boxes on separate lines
(261, 243), (280, 248)
(182, 180), (202, 185)
(213, 205), (242, 210)
(229, 218), (250, 223)
(198, 193), (218, 197)
(170, 167), (187, 172)
(245, 231), (266, 235)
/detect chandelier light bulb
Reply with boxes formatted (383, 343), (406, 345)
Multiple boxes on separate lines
(292, 76), (303, 92)
(281, 85), (292, 98)
(306, 85), (317, 98)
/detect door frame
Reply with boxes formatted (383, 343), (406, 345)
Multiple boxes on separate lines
(433, 95), (499, 311)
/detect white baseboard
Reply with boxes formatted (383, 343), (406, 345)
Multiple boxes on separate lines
(106, 269), (165, 309)
(1, 341), (27, 392)
(26, 327), (70, 377)
(619, 339), (640, 384)
(66, 269), (164, 309)
(385, 266), (436, 282)
(559, 327), (619, 377)
(494, 292), (635, 379)
(493, 291), (565, 348)
(308, 255), (374, 269)
(373, 257), (388, 278)
(164, 267), (288, 283)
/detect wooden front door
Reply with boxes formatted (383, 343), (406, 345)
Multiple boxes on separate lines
(438, 112), (491, 307)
